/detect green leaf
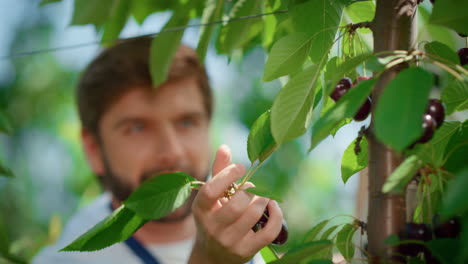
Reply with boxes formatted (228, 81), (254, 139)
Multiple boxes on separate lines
(220, 0), (263, 54)
(101, 0), (130, 44)
(310, 78), (376, 151)
(425, 41), (459, 65)
(426, 238), (459, 264)
(260, 245), (279, 262)
(440, 167), (468, 217)
(268, 240), (333, 264)
(130, 0), (175, 25)
(150, 2), (192, 87)
(344, 1), (375, 23)
(0, 109), (13, 135)
(39, 0), (62, 6)
(263, 33), (312, 82)
(0, 159), (14, 178)
(196, 0), (224, 61)
(245, 187), (282, 202)
(247, 110), (276, 163)
(443, 121), (468, 174)
(330, 118), (352, 137)
(319, 225), (340, 240)
(271, 65), (322, 145)
(71, 0), (114, 27)
(303, 219), (330, 242)
(291, 0), (345, 63)
(430, 0), (468, 36)
(61, 205), (147, 251)
(382, 155), (424, 194)
(441, 79), (468, 115)
(124, 172), (195, 220)
(341, 136), (368, 184)
(336, 223), (358, 261)
(408, 121), (462, 167)
(374, 67), (434, 152)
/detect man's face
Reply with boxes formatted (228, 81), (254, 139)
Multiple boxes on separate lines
(88, 77), (211, 221)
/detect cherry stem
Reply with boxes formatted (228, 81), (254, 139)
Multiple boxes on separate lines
(190, 181), (205, 190)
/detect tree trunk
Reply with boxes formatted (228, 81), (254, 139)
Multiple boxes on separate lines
(367, 0), (418, 262)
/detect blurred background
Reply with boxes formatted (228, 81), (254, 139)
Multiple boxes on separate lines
(0, 0), (465, 263)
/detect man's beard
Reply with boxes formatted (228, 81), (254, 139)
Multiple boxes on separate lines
(99, 153), (208, 223)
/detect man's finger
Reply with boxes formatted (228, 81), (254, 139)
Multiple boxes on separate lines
(196, 163), (245, 210)
(212, 145), (232, 177)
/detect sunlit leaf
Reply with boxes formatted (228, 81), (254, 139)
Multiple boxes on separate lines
(430, 0), (468, 36)
(345, 1), (375, 23)
(220, 0), (263, 54)
(336, 223), (358, 261)
(260, 245), (279, 262)
(61, 205), (147, 251)
(291, 0), (345, 63)
(271, 65), (322, 145)
(71, 0), (114, 28)
(374, 68), (433, 152)
(150, 2), (192, 87)
(196, 0), (224, 61)
(382, 155), (423, 194)
(247, 110), (276, 163)
(310, 78), (376, 151)
(101, 0), (130, 44)
(263, 33), (312, 82)
(341, 137), (368, 184)
(124, 172), (195, 220)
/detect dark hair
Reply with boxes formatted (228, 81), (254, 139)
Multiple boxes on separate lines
(76, 36), (212, 136)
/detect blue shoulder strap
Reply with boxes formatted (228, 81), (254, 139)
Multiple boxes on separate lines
(124, 236), (161, 264)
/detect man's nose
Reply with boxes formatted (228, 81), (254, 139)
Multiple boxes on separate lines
(153, 125), (184, 168)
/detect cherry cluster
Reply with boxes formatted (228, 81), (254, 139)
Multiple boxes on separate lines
(414, 99), (445, 145)
(252, 208), (289, 245)
(330, 76), (372, 121)
(396, 216), (460, 263)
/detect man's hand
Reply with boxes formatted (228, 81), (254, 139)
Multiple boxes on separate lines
(189, 145), (283, 264)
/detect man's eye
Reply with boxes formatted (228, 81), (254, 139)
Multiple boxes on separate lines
(130, 123), (145, 132)
(179, 118), (195, 128)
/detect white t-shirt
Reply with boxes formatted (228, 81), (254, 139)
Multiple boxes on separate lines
(32, 193), (265, 264)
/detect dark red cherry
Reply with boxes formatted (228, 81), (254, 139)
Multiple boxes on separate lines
(433, 215), (461, 238)
(426, 99), (445, 128)
(398, 223), (432, 257)
(417, 115), (436, 144)
(330, 77), (352, 101)
(458, 48), (468, 66)
(354, 97), (372, 121)
(272, 220), (288, 245)
(252, 208), (289, 245)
